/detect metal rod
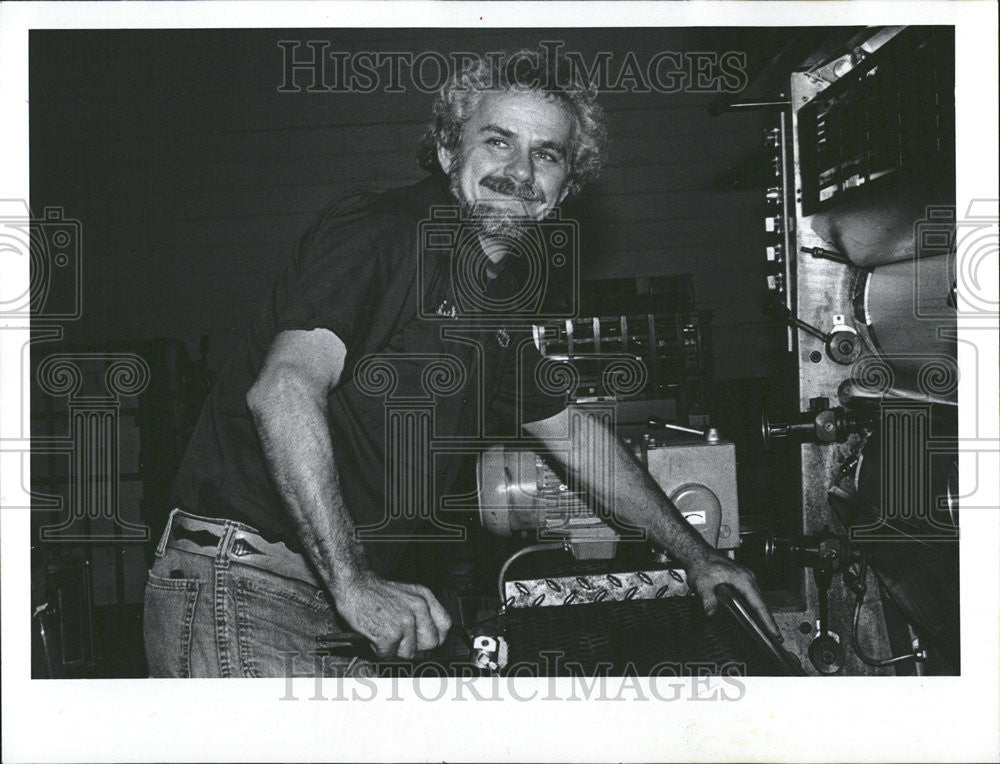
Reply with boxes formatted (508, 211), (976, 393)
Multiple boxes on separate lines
(727, 100), (792, 110)
(801, 245), (852, 265)
(788, 316), (829, 342)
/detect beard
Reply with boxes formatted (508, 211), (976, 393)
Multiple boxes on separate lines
(447, 158), (546, 240)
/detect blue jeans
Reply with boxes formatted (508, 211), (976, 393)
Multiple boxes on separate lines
(143, 509), (375, 678)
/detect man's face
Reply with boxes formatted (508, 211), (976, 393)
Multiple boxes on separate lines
(438, 89), (574, 237)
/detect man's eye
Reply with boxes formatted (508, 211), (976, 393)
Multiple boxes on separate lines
(487, 138), (509, 148)
(534, 151), (558, 163)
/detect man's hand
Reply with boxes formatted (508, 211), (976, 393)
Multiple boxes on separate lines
(333, 571), (453, 660)
(684, 551), (782, 642)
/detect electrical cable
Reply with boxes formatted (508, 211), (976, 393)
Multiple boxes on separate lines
(825, 431), (930, 667)
(849, 556), (925, 668)
(496, 541), (569, 605)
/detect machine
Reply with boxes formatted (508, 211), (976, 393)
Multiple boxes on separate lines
(476, 423), (739, 603)
(758, 25), (959, 675)
(471, 26), (961, 677)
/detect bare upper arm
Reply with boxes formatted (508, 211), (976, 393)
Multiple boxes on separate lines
(247, 329), (348, 407)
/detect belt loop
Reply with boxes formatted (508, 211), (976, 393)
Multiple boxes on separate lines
(155, 508), (180, 558)
(215, 523), (237, 568)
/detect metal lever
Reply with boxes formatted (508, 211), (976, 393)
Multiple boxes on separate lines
(316, 630), (370, 649)
(808, 567), (845, 674)
(761, 299), (861, 364)
(317, 625), (502, 675)
(801, 245), (852, 266)
(765, 531), (850, 675)
(762, 298), (828, 342)
(647, 416), (705, 436)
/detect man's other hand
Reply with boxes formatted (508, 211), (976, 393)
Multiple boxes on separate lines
(685, 552), (783, 643)
(333, 572), (453, 660)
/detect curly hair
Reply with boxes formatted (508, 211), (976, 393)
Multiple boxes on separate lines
(417, 48), (607, 198)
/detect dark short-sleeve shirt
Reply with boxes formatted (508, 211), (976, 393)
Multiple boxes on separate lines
(170, 174), (567, 576)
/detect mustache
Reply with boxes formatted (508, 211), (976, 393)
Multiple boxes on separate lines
(479, 175), (546, 204)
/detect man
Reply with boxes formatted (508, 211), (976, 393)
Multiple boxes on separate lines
(144, 49), (780, 678)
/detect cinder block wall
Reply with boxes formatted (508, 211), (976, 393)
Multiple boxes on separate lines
(30, 28), (785, 379)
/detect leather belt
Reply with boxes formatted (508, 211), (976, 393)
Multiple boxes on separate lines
(165, 511), (320, 589)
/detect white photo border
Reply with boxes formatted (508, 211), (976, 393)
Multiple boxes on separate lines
(1, 2), (997, 762)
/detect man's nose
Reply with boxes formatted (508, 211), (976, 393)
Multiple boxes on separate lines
(504, 150), (534, 185)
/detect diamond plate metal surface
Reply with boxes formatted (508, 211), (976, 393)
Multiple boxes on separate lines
(504, 567), (689, 609)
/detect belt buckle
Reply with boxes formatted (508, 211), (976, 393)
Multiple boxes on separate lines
(230, 536), (260, 557)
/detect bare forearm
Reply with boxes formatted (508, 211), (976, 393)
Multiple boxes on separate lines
(248, 375), (366, 596)
(528, 408), (781, 638)
(528, 409), (714, 566)
(244, 330), (454, 657)
(603, 437), (715, 564)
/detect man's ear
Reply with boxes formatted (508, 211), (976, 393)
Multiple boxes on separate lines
(436, 144), (454, 174)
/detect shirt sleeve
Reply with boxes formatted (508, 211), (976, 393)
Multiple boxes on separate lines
(268, 192), (418, 368)
(488, 332), (568, 435)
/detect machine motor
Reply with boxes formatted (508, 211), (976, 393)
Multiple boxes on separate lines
(475, 431), (739, 560)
